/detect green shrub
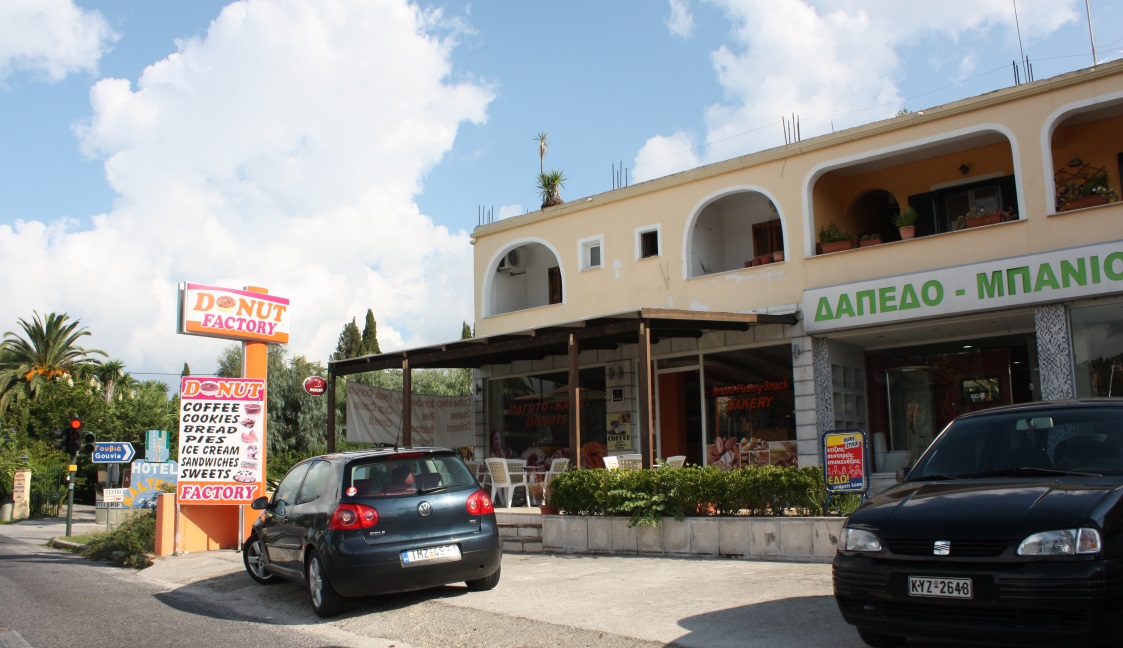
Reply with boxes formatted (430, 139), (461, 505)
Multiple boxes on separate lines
(548, 464), (854, 524)
(81, 510), (156, 568)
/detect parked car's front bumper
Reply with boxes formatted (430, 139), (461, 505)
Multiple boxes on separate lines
(833, 553), (1123, 645)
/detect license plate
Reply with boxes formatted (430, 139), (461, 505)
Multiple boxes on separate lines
(908, 576), (972, 599)
(401, 544), (462, 566)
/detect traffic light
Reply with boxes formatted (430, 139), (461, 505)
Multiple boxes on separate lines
(66, 417), (82, 455)
(83, 431), (96, 455)
(53, 428), (68, 452)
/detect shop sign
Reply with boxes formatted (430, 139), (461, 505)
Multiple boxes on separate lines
(606, 413), (632, 451)
(125, 459), (179, 509)
(804, 239), (1123, 332)
(822, 430), (868, 493)
(304, 375), (327, 396)
(177, 377), (266, 504)
(178, 282), (290, 344)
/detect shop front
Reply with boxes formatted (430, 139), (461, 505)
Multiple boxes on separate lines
(805, 239), (1123, 482)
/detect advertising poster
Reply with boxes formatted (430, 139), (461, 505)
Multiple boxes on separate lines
(606, 413), (632, 452)
(178, 282), (290, 344)
(823, 431), (868, 493)
(125, 459), (179, 509)
(709, 379), (796, 471)
(345, 382), (473, 448)
(177, 377), (266, 504)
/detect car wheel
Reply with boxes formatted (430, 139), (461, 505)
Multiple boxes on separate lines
(465, 566), (501, 591)
(242, 535), (281, 585)
(856, 627), (906, 647)
(306, 549), (344, 617)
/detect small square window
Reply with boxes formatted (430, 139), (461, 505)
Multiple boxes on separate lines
(579, 236), (603, 271)
(640, 229), (659, 259)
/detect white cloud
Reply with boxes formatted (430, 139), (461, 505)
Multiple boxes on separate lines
(496, 204), (525, 220)
(0, 0), (116, 82)
(666, 0), (694, 38)
(634, 0), (1082, 176)
(1, 0), (494, 380)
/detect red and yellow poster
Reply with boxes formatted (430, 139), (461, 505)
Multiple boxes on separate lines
(177, 377), (266, 504)
(823, 431), (867, 492)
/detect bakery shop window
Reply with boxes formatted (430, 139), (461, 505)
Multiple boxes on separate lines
(486, 369), (605, 468)
(703, 346), (796, 470)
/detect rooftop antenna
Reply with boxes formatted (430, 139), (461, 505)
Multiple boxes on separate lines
(1085, 0), (1098, 66)
(1012, 1), (1027, 81)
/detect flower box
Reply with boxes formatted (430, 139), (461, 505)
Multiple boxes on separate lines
(965, 212), (1003, 227)
(1062, 194), (1109, 211)
(858, 236), (882, 247)
(818, 240), (854, 254)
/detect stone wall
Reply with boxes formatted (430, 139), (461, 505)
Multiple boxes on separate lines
(542, 515), (844, 563)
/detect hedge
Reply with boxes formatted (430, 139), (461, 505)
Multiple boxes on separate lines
(546, 465), (861, 527)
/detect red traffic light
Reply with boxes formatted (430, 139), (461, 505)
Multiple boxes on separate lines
(69, 417), (82, 430)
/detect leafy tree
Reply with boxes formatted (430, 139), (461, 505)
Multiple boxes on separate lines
(0, 312), (106, 415)
(360, 309), (381, 355)
(181, 362), (191, 377)
(97, 359), (127, 403)
(461, 321), (473, 340)
(331, 318), (363, 361)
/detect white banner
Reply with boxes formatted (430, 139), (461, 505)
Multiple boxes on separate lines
(346, 382), (473, 448)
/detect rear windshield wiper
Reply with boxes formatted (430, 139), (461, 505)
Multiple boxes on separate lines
(976, 467), (1103, 477)
(419, 484), (455, 494)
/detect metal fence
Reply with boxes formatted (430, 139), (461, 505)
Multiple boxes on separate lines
(28, 467), (64, 518)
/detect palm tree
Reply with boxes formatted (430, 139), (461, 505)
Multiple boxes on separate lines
(536, 132), (549, 174)
(537, 169), (568, 208)
(0, 311), (106, 413)
(97, 358), (127, 403)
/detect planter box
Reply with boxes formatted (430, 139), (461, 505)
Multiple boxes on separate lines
(542, 515), (845, 563)
(965, 212), (1002, 227)
(858, 237), (881, 247)
(818, 240), (854, 254)
(1062, 194), (1109, 211)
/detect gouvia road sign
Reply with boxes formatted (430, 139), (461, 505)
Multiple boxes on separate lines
(92, 442), (136, 463)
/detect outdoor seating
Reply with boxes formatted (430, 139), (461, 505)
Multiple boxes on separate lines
(602, 455), (619, 469)
(542, 457), (569, 487)
(485, 458), (531, 507)
(619, 457), (642, 470)
(664, 455), (686, 468)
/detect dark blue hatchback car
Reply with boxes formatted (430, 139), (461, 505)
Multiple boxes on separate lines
(243, 447), (502, 616)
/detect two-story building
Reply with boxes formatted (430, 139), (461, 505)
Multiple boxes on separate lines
(330, 60), (1123, 491)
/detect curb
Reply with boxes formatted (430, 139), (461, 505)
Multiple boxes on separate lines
(48, 537), (87, 551)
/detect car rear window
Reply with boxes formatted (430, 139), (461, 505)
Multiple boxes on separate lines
(345, 453), (475, 497)
(911, 406), (1123, 478)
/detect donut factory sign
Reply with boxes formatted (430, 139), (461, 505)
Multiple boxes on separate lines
(177, 377), (266, 504)
(178, 282), (290, 344)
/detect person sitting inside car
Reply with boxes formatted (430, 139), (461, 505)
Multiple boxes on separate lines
(381, 466), (416, 494)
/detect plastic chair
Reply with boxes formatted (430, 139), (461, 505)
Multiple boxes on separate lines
(664, 455), (686, 468)
(485, 458), (531, 507)
(602, 455), (620, 469)
(619, 457), (642, 470)
(542, 458), (569, 487)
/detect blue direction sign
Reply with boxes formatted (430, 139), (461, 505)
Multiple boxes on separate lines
(92, 442), (136, 463)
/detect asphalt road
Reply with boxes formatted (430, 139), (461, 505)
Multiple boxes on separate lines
(0, 512), (968, 648)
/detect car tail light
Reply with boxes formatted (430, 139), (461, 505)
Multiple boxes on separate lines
(466, 489), (494, 515)
(329, 503), (379, 530)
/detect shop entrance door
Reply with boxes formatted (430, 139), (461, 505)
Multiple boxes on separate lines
(656, 368), (704, 465)
(885, 367), (938, 467)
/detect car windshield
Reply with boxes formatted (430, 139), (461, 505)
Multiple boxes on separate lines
(909, 406), (1123, 479)
(345, 452), (475, 497)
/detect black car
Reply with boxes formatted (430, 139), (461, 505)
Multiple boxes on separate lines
(834, 400), (1123, 647)
(242, 447), (502, 617)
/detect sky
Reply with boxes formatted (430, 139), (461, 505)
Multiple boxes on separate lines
(0, 0), (1120, 387)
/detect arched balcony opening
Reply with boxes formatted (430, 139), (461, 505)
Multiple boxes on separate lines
(688, 190), (783, 278)
(1047, 96), (1123, 213)
(485, 242), (564, 317)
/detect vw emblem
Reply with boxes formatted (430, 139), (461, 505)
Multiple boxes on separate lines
(417, 501), (432, 517)
(933, 540), (951, 556)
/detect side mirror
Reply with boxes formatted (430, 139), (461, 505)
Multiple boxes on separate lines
(895, 467), (910, 483)
(251, 495), (270, 510)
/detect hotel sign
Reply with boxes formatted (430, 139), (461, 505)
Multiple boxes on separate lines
(804, 240), (1123, 332)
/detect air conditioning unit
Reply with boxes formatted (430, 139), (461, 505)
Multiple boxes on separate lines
(497, 249), (524, 274)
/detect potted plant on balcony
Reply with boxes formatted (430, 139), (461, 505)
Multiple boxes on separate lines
(818, 223), (854, 254)
(964, 205), (1003, 228)
(859, 233), (882, 247)
(1058, 174), (1119, 211)
(892, 207), (918, 239)
(772, 249), (785, 262)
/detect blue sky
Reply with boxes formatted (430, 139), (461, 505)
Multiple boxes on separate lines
(0, 0), (1119, 383)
